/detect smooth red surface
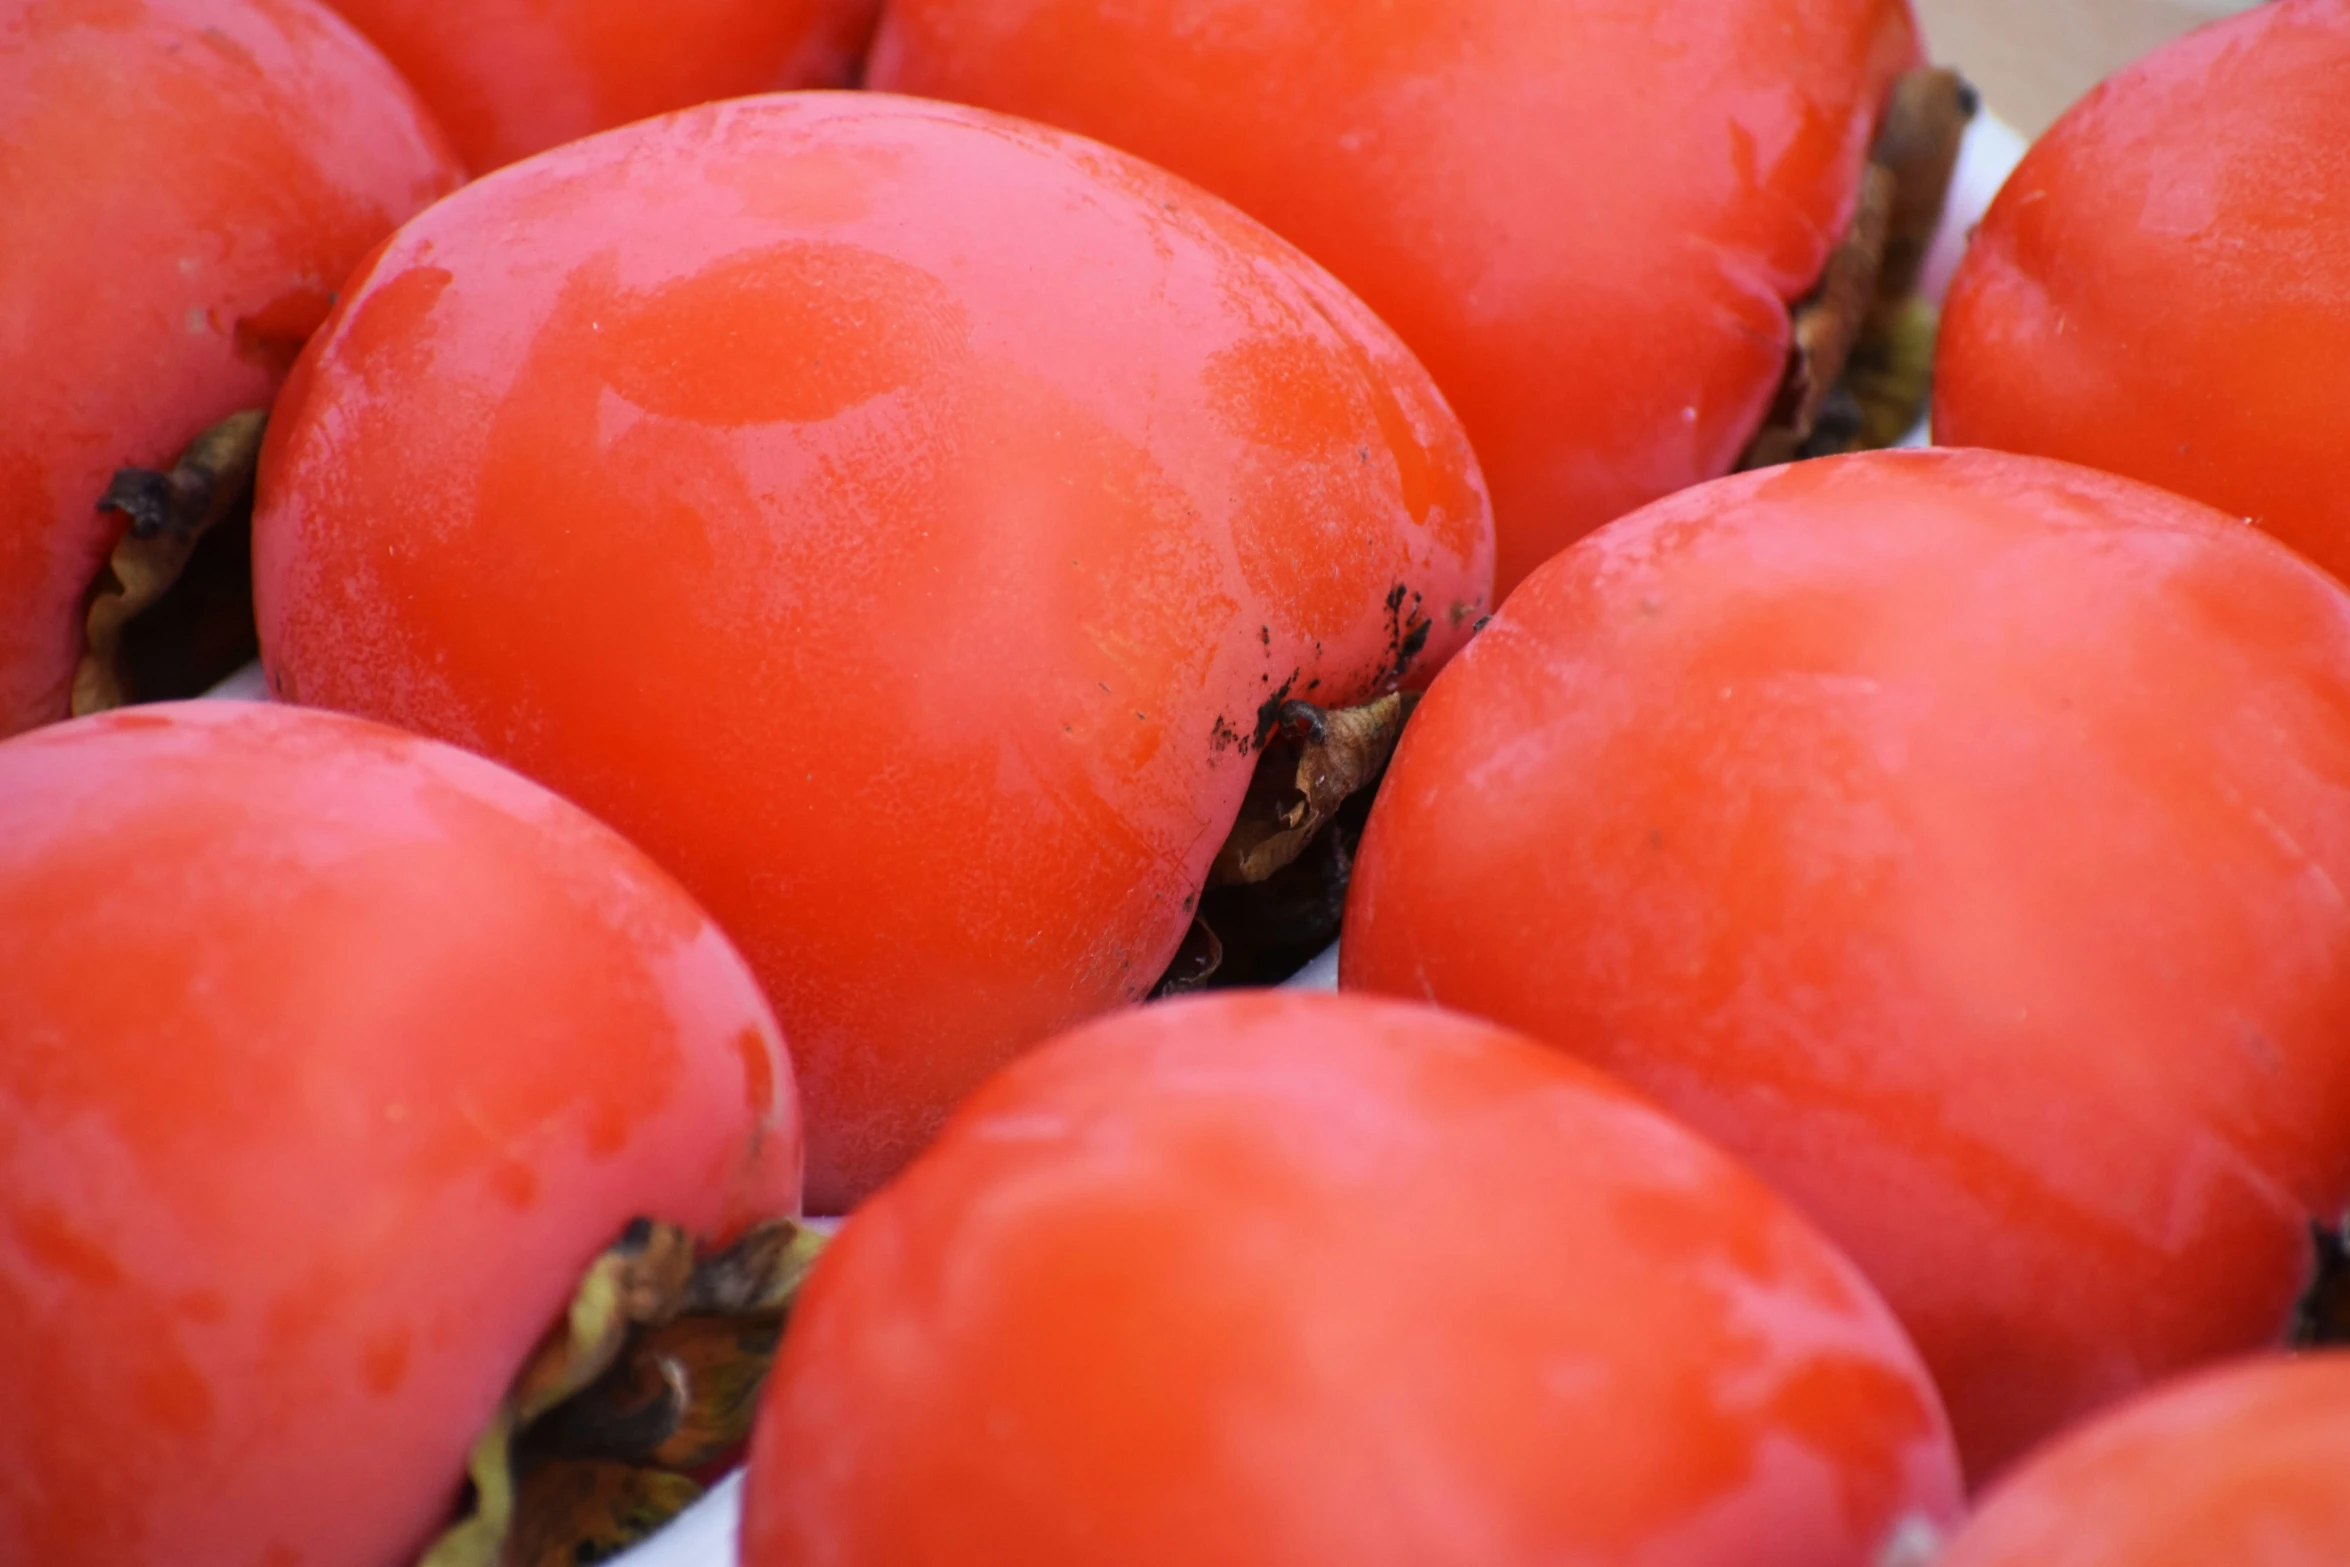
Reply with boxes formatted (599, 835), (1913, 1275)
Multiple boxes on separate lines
(319, 0), (883, 173)
(0, 702), (800, 1567)
(0, 0), (462, 738)
(870, 0), (1920, 595)
(1341, 448), (2350, 1480)
(1938, 1355), (2350, 1567)
(741, 991), (1962, 1566)
(252, 93), (1493, 1213)
(1936, 0), (2350, 584)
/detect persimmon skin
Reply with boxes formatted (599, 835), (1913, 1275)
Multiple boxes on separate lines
(741, 991), (1962, 1567)
(0, 0), (463, 738)
(1936, 1355), (2350, 1567)
(0, 702), (799, 1567)
(1342, 448), (2350, 1481)
(1935, 0), (2350, 584)
(870, 0), (1921, 594)
(252, 93), (1493, 1213)
(318, 0), (884, 173)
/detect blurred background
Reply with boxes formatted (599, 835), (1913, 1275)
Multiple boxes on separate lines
(1917, 0), (2268, 132)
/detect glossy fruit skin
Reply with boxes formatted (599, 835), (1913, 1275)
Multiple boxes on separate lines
(1936, 1354), (2350, 1567)
(0, 702), (800, 1567)
(252, 93), (1493, 1213)
(740, 990), (1962, 1567)
(0, 0), (463, 738)
(1935, 0), (2350, 585)
(1341, 448), (2350, 1481)
(318, 0), (884, 173)
(869, 0), (1920, 595)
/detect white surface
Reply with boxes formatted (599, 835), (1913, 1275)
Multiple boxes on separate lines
(1281, 940), (1341, 992)
(199, 659), (270, 701)
(610, 1473), (745, 1567)
(1920, 108), (2029, 306)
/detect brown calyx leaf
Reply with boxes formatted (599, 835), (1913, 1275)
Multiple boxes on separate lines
(2294, 1220), (2350, 1347)
(417, 1217), (829, 1567)
(73, 409), (267, 717)
(1739, 164), (1894, 472)
(1209, 692), (1414, 888)
(1151, 918), (1225, 997)
(1738, 66), (1976, 469)
(1871, 68), (1978, 303)
(503, 1462), (705, 1567)
(1148, 688), (1419, 997)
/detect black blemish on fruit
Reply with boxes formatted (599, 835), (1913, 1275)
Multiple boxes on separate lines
(1378, 582), (1433, 690)
(1210, 713), (1246, 754)
(1253, 670), (1300, 744)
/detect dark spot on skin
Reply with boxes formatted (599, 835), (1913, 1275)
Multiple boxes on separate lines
(1254, 670), (1301, 744)
(1210, 714), (1247, 754)
(1260, 625), (1271, 648)
(1472, 615), (1492, 635)
(1377, 582), (1434, 690)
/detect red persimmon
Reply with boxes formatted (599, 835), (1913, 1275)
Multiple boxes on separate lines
(1935, 0), (2350, 584)
(0, 0), (462, 737)
(1341, 448), (2350, 1480)
(317, 0), (884, 173)
(868, 0), (1921, 593)
(1934, 1354), (2350, 1567)
(251, 93), (1493, 1212)
(0, 702), (799, 1567)
(740, 991), (1962, 1567)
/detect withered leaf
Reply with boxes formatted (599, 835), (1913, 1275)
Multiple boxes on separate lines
(502, 1461), (704, 1567)
(1738, 66), (1976, 469)
(1209, 692), (1413, 888)
(417, 1218), (828, 1567)
(73, 409), (266, 716)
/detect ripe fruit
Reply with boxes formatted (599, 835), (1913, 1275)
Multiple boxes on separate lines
(318, 0), (885, 173)
(1342, 447), (2350, 1479)
(1934, 1354), (2350, 1567)
(0, 701), (799, 1567)
(1935, 0), (2350, 583)
(252, 93), (1493, 1211)
(740, 991), (1963, 1566)
(869, 0), (1924, 592)
(0, 0), (463, 736)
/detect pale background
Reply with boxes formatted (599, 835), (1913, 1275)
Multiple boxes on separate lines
(1915, 0), (2267, 133)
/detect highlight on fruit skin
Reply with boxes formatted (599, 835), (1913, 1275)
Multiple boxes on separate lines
(0, 0), (463, 738)
(1934, 0), (2350, 584)
(869, 0), (1951, 594)
(0, 700), (800, 1567)
(1931, 1354), (2350, 1567)
(1340, 446), (2350, 1482)
(251, 91), (1494, 1215)
(314, 0), (886, 173)
(738, 990), (1963, 1567)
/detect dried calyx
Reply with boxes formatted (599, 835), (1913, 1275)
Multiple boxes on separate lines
(1154, 691), (1416, 995)
(2294, 1219), (2350, 1346)
(1739, 67), (1976, 469)
(74, 409), (268, 715)
(419, 1217), (829, 1567)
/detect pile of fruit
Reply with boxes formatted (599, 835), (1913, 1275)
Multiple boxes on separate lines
(5, 0), (2348, 1562)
